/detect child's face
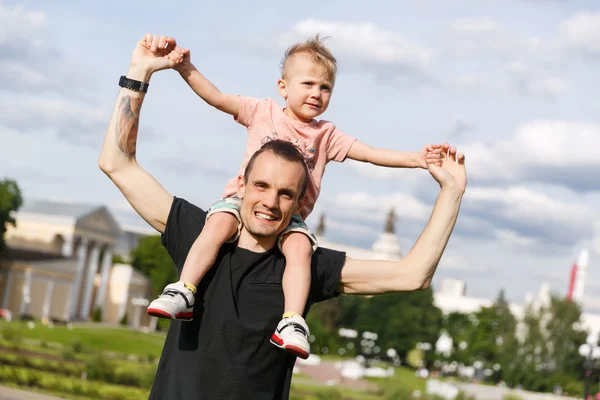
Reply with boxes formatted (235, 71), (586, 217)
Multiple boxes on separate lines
(278, 55), (334, 123)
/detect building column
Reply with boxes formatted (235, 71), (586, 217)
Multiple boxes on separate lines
(63, 286), (73, 321)
(93, 247), (113, 315)
(79, 243), (101, 320)
(2, 270), (13, 309)
(68, 238), (89, 320)
(61, 236), (74, 258)
(41, 279), (56, 320)
(20, 269), (32, 315)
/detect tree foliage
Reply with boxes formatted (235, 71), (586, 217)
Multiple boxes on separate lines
(0, 178), (23, 253)
(130, 235), (177, 297)
(308, 288), (442, 359)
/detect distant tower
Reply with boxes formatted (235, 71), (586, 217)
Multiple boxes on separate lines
(371, 208), (403, 260)
(384, 208), (396, 234)
(315, 214), (326, 237)
(566, 248), (589, 303)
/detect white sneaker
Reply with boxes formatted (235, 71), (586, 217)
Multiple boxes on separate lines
(147, 282), (195, 321)
(270, 315), (310, 359)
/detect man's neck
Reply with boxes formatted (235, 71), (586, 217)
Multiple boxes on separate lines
(237, 230), (277, 253)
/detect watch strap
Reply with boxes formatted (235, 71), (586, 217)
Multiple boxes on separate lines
(119, 75), (149, 93)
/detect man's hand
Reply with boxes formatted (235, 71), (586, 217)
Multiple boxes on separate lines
(129, 34), (178, 76)
(417, 143), (451, 169)
(428, 147), (466, 193)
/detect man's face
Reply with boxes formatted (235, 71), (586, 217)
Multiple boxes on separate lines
(238, 151), (305, 240)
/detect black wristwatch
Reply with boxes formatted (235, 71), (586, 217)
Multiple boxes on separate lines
(119, 75), (150, 93)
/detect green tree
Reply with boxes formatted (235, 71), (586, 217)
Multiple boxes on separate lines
(502, 295), (587, 395)
(130, 235), (177, 297)
(0, 179), (23, 253)
(354, 288), (443, 358)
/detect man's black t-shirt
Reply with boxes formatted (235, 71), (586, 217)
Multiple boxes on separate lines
(149, 197), (346, 400)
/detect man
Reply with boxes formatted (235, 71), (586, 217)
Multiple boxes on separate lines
(99, 35), (466, 400)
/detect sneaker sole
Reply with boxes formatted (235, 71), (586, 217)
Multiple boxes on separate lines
(147, 308), (193, 322)
(270, 334), (309, 359)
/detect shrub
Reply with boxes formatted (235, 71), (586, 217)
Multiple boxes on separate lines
(92, 307), (103, 322)
(85, 354), (116, 383)
(1, 325), (23, 347)
(503, 395), (524, 400)
(71, 340), (85, 353)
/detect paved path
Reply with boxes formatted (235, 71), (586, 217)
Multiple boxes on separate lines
(0, 386), (63, 400)
(455, 382), (578, 400)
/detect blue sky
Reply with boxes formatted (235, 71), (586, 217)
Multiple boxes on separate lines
(1, 0), (599, 309)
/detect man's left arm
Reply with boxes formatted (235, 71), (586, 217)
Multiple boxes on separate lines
(337, 150), (466, 295)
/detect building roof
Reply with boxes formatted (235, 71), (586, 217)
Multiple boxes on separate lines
(19, 199), (101, 219)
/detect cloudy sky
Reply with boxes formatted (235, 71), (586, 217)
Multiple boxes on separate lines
(1, 0), (599, 309)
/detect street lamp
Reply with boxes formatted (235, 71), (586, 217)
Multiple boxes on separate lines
(578, 333), (600, 400)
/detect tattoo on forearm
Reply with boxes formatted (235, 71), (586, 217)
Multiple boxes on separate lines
(115, 95), (142, 156)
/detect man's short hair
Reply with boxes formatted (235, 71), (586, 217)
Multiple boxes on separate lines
(280, 34), (337, 85)
(244, 139), (309, 200)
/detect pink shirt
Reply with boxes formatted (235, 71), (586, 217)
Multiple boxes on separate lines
(223, 96), (356, 219)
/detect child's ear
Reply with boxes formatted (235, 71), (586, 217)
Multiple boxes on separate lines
(277, 78), (287, 98)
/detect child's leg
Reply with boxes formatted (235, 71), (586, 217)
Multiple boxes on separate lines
(148, 197), (242, 321)
(179, 212), (239, 287)
(270, 215), (317, 359)
(280, 231), (312, 317)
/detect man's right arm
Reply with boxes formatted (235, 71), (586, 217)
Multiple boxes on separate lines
(98, 36), (176, 233)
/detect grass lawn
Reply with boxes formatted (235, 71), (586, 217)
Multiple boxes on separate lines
(1, 320), (431, 399)
(0, 320), (166, 358)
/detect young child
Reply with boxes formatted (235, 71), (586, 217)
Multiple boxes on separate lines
(147, 36), (445, 359)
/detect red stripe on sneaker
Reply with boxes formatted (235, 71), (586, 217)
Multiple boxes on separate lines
(271, 334), (284, 346)
(147, 308), (173, 319)
(285, 345), (309, 360)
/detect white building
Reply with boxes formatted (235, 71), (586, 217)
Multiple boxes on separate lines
(0, 199), (155, 329)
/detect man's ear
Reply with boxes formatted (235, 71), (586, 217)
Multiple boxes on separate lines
(294, 195), (308, 215)
(277, 78), (287, 99)
(236, 175), (246, 199)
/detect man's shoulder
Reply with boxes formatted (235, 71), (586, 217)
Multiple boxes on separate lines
(161, 197), (207, 246)
(169, 197), (206, 218)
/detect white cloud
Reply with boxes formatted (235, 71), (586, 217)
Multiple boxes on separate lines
(275, 19), (434, 85)
(442, 17), (567, 99)
(346, 159), (424, 183)
(439, 254), (479, 272)
(467, 186), (592, 229)
(504, 61), (568, 99)
(494, 228), (540, 249)
(0, 95), (106, 145)
(463, 121), (600, 190)
(0, 3), (46, 44)
(450, 17), (497, 35)
(512, 121), (599, 166)
(323, 218), (381, 239)
(333, 191), (431, 221)
(560, 12), (600, 57)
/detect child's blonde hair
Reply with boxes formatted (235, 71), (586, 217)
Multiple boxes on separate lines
(280, 35), (337, 84)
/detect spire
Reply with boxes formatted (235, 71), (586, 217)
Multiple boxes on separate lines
(384, 208), (396, 234)
(316, 214), (326, 236)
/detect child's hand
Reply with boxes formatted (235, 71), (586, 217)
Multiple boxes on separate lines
(418, 143), (450, 168)
(165, 46), (191, 72)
